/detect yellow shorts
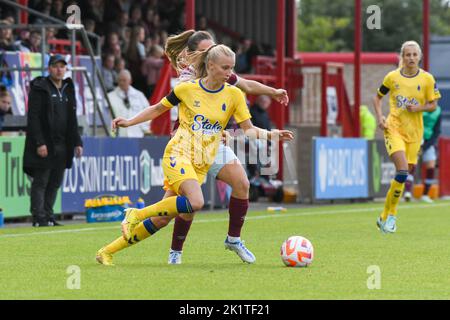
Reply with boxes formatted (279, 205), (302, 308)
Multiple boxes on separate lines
(384, 132), (421, 165)
(162, 156), (207, 195)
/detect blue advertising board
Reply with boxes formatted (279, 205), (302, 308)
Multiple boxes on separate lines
(313, 137), (369, 199)
(61, 136), (169, 212)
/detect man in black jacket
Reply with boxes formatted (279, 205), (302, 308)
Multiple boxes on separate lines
(23, 55), (83, 227)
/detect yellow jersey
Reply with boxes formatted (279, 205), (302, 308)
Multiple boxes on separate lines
(161, 79), (251, 172)
(377, 68), (441, 143)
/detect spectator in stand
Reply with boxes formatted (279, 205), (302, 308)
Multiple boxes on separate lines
(151, 13), (163, 35)
(248, 95), (273, 177)
(18, 30), (42, 53)
(46, 27), (57, 42)
(102, 53), (118, 92)
(126, 25), (146, 93)
(51, 0), (65, 21)
(250, 95), (273, 130)
(115, 57), (126, 74)
(151, 32), (161, 47)
(0, 20), (17, 51)
(14, 29), (30, 49)
(121, 27), (131, 53)
(108, 69), (150, 137)
(144, 37), (154, 55)
(83, 19), (96, 34)
(129, 5), (144, 28)
(103, 0), (132, 25)
(0, 86), (12, 132)
(141, 44), (164, 99)
(197, 16), (216, 42)
(103, 31), (120, 55)
(142, 7), (155, 36)
(110, 43), (123, 61)
(107, 11), (129, 42)
(160, 30), (168, 47)
(30, 0), (52, 24)
(235, 38), (252, 74)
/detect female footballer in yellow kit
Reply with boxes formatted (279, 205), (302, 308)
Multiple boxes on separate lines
(102, 44), (293, 263)
(373, 40), (441, 233)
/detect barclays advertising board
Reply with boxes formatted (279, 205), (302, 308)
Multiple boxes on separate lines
(313, 138), (369, 199)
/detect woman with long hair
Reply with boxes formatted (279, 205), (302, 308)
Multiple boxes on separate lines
(373, 40), (441, 233)
(97, 30), (289, 266)
(97, 44), (293, 266)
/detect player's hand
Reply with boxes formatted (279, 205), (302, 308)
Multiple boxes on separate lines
(377, 116), (388, 131)
(37, 145), (48, 158)
(406, 103), (422, 113)
(272, 89), (289, 106)
(112, 117), (130, 129)
(271, 129), (294, 141)
(221, 130), (232, 144)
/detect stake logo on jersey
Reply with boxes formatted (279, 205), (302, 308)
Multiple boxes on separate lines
(160, 79), (251, 170)
(192, 114), (223, 135)
(395, 96), (419, 109)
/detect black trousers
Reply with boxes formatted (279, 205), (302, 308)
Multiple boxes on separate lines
(30, 144), (67, 223)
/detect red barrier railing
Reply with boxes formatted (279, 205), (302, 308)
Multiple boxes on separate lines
(47, 39), (86, 55)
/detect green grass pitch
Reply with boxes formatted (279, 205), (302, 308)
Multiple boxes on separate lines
(1, 200), (449, 300)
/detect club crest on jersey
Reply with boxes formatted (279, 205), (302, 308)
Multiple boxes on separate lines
(192, 114), (223, 134)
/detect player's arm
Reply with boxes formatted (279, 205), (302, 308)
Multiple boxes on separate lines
(112, 102), (169, 129)
(238, 119), (294, 141)
(406, 99), (438, 113)
(373, 83), (389, 131)
(236, 78), (289, 105)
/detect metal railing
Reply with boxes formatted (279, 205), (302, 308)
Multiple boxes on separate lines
(0, 0), (114, 136)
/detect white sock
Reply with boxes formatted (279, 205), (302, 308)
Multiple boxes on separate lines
(227, 235), (241, 243)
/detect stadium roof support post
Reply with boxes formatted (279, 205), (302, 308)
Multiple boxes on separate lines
(423, 0), (430, 71)
(276, 0), (286, 180)
(185, 0), (196, 29)
(354, 0), (361, 137)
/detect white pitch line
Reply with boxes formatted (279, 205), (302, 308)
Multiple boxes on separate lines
(0, 202), (448, 239)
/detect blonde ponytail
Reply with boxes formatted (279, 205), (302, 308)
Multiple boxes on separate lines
(165, 30), (214, 74)
(165, 30), (196, 72)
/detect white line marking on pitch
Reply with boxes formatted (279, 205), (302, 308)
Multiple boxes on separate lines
(0, 202), (448, 239)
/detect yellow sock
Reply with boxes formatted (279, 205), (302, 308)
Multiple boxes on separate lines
(381, 188), (392, 221)
(382, 179), (405, 220)
(135, 196), (192, 220)
(103, 236), (130, 254)
(103, 218), (160, 253)
(128, 218), (160, 244)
